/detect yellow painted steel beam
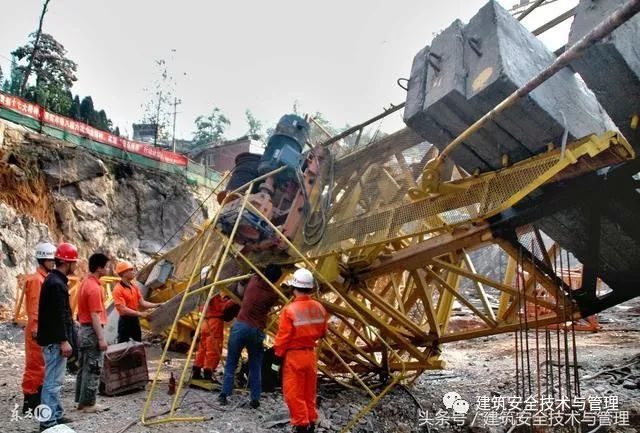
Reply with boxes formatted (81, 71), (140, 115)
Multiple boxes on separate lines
(462, 250), (497, 321)
(411, 270), (440, 338)
(431, 258), (558, 310)
(497, 256), (517, 319)
(439, 310), (582, 343)
(425, 266), (498, 329)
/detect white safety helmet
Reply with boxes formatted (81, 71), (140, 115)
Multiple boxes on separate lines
(35, 242), (57, 260)
(287, 268), (315, 289)
(200, 265), (211, 281)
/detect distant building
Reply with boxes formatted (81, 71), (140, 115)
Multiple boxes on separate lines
(132, 123), (158, 143)
(156, 139), (194, 154)
(189, 135), (263, 172)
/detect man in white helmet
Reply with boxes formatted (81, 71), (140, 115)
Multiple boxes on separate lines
(21, 242), (56, 413)
(274, 268), (328, 433)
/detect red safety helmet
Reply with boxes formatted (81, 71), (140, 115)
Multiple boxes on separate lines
(55, 242), (79, 262)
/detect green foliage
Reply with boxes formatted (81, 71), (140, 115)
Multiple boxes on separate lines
(307, 111), (338, 145)
(79, 96), (95, 123)
(69, 95), (80, 119)
(244, 109), (263, 139)
(6, 33), (118, 134)
(12, 33), (78, 91)
(23, 83), (72, 116)
(5, 58), (23, 94)
(193, 107), (230, 147)
(96, 110), (112, 131)
(0, 65), (3, 89)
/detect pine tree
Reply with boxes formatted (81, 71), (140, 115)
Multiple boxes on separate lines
(8, 58), (23, 95)
(79, 96), (95, 124)
(69, 95), (81, 119)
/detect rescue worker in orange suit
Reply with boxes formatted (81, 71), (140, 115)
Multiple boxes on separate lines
(192, 293), (235, 382)
(112, 261), (160, 343)
(21, 242), (57, 413)
(274, 269), (328, 433)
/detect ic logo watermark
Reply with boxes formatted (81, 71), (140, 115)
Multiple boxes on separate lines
(35, 404), (53, 422)
(11, 403), (52, 423)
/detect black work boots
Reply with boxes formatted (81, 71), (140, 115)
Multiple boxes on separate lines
(292, 423), (315, 433)
(203, 369), (213, 381)
(191, 366), (203, 380)
(22, 392), (41, 414)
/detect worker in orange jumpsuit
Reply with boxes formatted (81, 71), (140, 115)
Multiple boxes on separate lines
(21, 242), (57, 414)
(274, 269), (328, 433)
(192, 294), (234, 382)
(112, 261), (160, 343)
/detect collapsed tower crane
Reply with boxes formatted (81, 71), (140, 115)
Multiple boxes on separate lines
(135, 0), (640, 430)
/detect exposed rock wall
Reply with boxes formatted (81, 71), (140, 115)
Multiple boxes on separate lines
(0, 118), (215, 307)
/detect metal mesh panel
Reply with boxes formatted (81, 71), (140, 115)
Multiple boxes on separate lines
(304, 130), (560, 256)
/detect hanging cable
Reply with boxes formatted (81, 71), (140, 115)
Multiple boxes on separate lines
(300, 149), (335, 246)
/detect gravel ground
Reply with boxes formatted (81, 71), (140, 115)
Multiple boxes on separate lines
(0, 298), (638, 433)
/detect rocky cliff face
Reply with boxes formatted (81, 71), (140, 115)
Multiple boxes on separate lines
(0, 118), (214, 307)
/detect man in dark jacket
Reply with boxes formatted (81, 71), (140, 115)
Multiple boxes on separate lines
(218, 265), (282, 409)
(37, 243), (79, 431)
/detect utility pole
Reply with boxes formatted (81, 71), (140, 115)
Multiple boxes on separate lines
(171, 97), (182, 153)
(20, 0), (51, 96)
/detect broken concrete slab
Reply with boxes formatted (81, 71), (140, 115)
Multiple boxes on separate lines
(404, 45), (430, 130)
(404, 0), (616, 174)
(404, 21), (495, 172)
(425, 20), (501, 172)
(569, 0), (640, 151)
(464, 1), (615, 160)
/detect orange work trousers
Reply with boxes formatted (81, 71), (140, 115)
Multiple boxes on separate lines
(22, 332), (45, 394)
(194, 317), (224, 371)
(283, 349), (318, 427)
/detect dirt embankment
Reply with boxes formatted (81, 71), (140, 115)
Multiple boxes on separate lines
(0, 118), (214, 309)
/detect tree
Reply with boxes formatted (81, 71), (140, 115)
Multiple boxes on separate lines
(79, 96), (95, 124)
(339, 124), (387, 155)
(12, 33), (77, 92)
(18, 0), (51, 96)
(141, 59), (175, 144)
(40, 86), (72, 115)
(308, 111), (338, 144)
(113, 126), (121, 137)
(4, 57), (24, 94)
(11, 33), (77, 116)
(0, 65), (3, 90)
(69, 95), (81, 119)
(245, 109), (263, 139)
(193, 107), (230, 147)
(96, 109), (112, 131)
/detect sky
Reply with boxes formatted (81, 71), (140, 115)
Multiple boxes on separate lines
(0, 0), (577, 141)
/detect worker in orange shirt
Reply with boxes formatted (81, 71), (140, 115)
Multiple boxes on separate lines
(75, 253), (110, 413)
(192, 293), (235, 382)
(21, 242), (56, 413)
(274, 269), (328, 433)
(112, 261), (160, 343)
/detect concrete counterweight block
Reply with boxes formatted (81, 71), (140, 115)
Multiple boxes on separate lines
(569, 0), (640, 151)
(404, 0), (615, 174)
